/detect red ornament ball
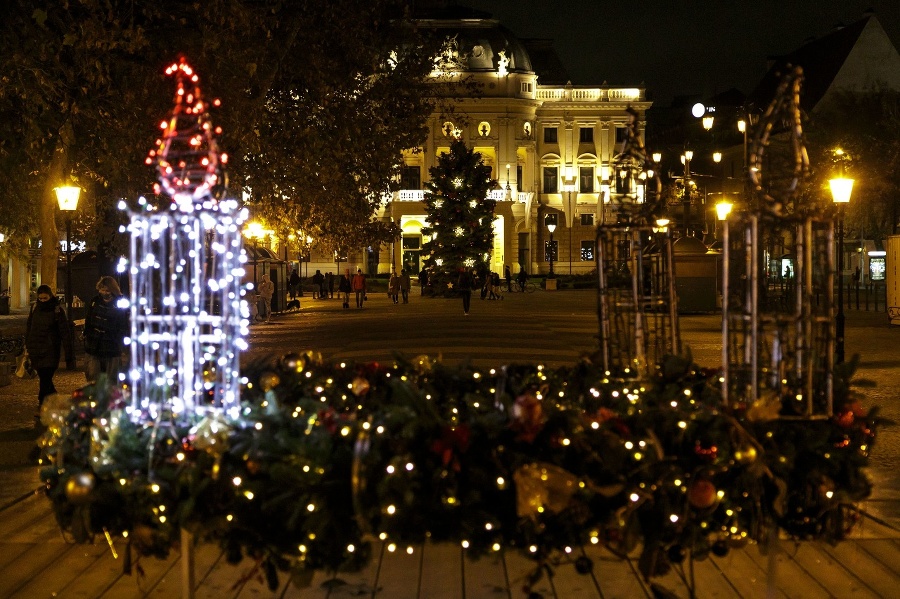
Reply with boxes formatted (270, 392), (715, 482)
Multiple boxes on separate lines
(687, 479), (718, 509)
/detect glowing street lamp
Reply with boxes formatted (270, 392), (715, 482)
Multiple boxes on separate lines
(546, 218), (557, 278)
(830, 171), (854, 364)
(55, 185), (81, 318)
(715, 200), (733, 222)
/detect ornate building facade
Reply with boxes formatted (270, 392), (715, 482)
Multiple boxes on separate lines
(374, 13), (651, 277)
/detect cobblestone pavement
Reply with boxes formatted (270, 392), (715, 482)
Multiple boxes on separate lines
(2, 293), (898, 525)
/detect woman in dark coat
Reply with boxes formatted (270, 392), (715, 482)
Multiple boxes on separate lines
(25, 285), (74, 409)
(83, 276), (129, 383)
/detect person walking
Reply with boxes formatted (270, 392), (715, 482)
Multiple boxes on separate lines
(400, 268), (411, 304)
(83, 276), (129, 384)
(491, 271), (503, 300)
(388, 268), (401, 304)
(419, 266), (428, 296)
(326, 271), (335, 298)
(25, 285), (74, 415)
(504, 264), (512, 292)
(311, 269), (324, 299)
(257, 274), (275, 322)
(457, 267), (474, 315)
(339, 269), (352, 308)
(289, 268), (301, 300)
(351, 268), (367, 308)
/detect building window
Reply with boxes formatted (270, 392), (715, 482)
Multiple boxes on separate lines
(517, 165), (523, 190)
(581, 240), (594, 261)
(615, 170), (630, 195)
(542, 167), (559, 193)
(545, 240), (558, 262)
(400, 165), (421, 190)
(520, 82), (533, 94)
(615, 126), (627, 144)
(579, 127), (593, 143)
(402, 236), (421, 250)
(580, 213), (594, 226)
(544, 127), (558, 143)
(579, 167), (594, 193)
(544, 213), (558, 228)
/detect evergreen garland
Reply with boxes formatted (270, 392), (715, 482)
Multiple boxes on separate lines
(37, 353), (883, 593)
(421, 139), (497, 293)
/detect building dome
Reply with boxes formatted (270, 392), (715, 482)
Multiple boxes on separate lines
(417, 18), (533, 74)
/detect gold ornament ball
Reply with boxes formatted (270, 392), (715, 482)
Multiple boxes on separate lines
(352, 376), (371, 397)
(65, 472), (96, 505)
(687, 479), (718, 509)
(259, 372), (281, 392)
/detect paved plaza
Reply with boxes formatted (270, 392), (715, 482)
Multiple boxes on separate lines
(1, 288), (899, 597)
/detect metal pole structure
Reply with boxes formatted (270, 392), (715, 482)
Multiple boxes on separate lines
(682, 153), (692, 237)
(836, 205), (845, 364)
(65, 215), (73, 314)
(548, 230), (555, 277)
(721, 218), (729, 406)
(569, 190), (573, 275)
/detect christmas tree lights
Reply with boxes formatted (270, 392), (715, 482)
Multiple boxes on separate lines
(123, 59), (247, 420)
(421, 139), (497, 292)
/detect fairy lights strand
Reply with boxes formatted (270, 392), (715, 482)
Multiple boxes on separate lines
(122, 59), (247, 421)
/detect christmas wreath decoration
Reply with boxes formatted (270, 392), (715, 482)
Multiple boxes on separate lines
(38, 352), (882, 591)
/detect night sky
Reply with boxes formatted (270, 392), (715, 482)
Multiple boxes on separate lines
(469, 0), (900, 105)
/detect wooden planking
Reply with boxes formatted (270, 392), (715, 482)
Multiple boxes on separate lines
(710, 548), (790, 599)
(7, 541), (110, 598)
(463, 551), (516, 599)
(0, 495), (61, 546)
(417, 543), (465, 599)
(0, 496), (898, 599)
(740, 540), (834, 599)
(156, 543), (246, 599)
(814, 540), (900, 598)
(0, 540), (78, 596)
(94, 546), (180, 598)
(788, 542), (880, 598)
(656, 555), (744, 599)
(370, 543), (425, 599)
(851, 538), (900, 575)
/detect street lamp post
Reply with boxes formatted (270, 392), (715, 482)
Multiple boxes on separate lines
(563, 167), (577, 276)
(831, 174), (854, 364)
(546, 221), (556, 278)
(682, 151), (693, 236)
(55, 185), (81, 320)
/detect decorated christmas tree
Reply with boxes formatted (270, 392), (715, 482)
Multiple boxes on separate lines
(421, 139), (496, 293)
